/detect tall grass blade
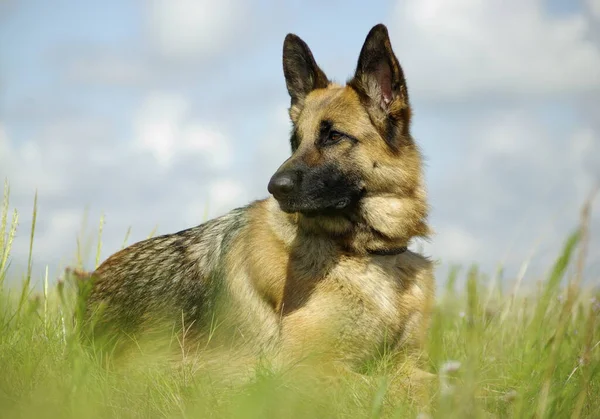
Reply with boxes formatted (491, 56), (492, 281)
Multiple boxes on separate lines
(95, 213), (105, 269)
(17, 190), (37, 316)
(0, 180), (19, 289)
(121, 226), (132, 249)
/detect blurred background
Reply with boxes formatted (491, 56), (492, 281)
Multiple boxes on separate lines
(0, 0), (599, 287)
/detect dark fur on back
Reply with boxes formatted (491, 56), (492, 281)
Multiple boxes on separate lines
(87, 206), (250, 338)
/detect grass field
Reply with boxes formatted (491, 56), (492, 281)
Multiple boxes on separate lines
(1, 182), (599, 419)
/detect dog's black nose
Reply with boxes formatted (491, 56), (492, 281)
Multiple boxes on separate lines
(268, 171), (297, 199)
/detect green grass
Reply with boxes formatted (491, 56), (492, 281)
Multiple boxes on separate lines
(1, 181), (599, 419)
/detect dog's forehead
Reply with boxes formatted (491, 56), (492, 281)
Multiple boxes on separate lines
(297, 85), (372, 137)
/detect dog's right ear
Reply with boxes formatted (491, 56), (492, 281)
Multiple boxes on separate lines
(283, 34), (329, 121)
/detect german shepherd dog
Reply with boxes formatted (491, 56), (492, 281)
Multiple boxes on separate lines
(80, 24), (435, 389)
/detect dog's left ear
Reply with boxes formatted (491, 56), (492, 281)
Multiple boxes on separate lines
(350, 24), (411, 146)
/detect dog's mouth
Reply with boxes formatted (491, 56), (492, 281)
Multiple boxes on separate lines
(276, 196), (360, 217)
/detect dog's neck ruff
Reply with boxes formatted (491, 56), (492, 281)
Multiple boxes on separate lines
(367, 246), (408, 256)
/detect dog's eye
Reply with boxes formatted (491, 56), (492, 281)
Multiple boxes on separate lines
(330, 132), (343, 142)
(322, 130), (344, 146)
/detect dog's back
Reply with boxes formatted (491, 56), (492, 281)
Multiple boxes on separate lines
(86, 206), (250, 339)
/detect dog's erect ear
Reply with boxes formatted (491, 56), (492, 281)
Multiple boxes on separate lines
(352, 24), (409, 111)
(283, 34), (329, 114)
(349, 24), (411, 148)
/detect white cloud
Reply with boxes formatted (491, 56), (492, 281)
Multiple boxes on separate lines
(208, 178), (246, 213)
(0, 123), (75, 197)
(251, 105), (292, 183)
(3, 0), (600, 287)
(133, 92), (233, 170)
(425, 107), (600, 276)
(66, 52), (152, 86)
(32, 208), (86, 266)
(0, 123), (10, 162)
(259, 106), (291, 160)
(183, 125), (233, 170)
(147, 0), (245, 59)
(428, 225), (480, 263)
(134, 93), (187, 166)
(589, 0), (600, 20)
(1, 96), (244, 282)
(392, 0), (600, 100)
(569, 127), (600, 200)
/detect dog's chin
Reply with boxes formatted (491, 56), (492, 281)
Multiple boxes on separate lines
(276, 197), (354, 217)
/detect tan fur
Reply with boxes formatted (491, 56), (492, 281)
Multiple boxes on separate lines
(234, 198), (435, 371)
(279, 84), (430, 254)
(81, 24), (436, 401)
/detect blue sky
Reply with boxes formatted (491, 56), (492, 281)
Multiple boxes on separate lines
(1, 0), (599, 288)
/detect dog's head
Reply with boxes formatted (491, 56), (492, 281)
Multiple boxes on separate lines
(268, 24), (426, 240)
